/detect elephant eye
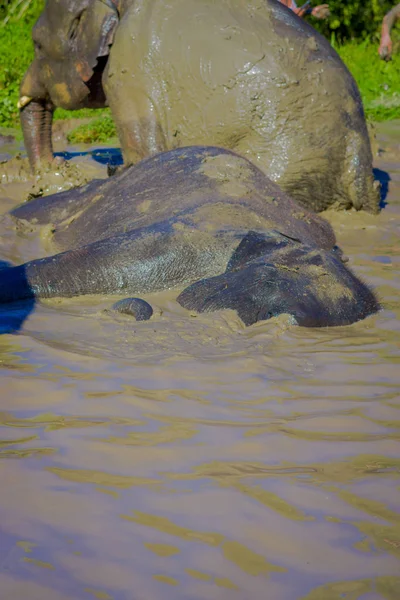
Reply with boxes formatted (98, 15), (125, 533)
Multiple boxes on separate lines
(69, 12), (83, 41)
(34, 40), (44, 58)
(32, 26), (45, 56)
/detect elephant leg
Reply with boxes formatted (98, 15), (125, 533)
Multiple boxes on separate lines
(0, 226), (231, 304)
(104, 78), (167, 166)
(102, 10), (168, 168)
(342, 128), (380, 214)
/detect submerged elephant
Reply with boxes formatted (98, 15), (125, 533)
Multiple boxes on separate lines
(19, 0), (379, 213)
(0, 146), (378, 327)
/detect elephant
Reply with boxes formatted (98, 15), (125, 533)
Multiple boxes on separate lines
(19, 0), (380, 213)
(0, 146), (378, 327)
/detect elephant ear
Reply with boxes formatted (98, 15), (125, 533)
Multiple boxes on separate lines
(73, 1), (119, 82)
(225, 230), (298, 273)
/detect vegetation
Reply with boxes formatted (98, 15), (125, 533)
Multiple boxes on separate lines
(337, 39), (400, 121)
(310, 0), (396, 44)
(66, 114), (117, 143)
(0, 0), (43, 25)
(0, 0), (399, 142)
(0, 0), (43, 126)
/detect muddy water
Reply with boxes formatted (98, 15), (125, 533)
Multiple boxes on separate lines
(0, 125), (399, 600)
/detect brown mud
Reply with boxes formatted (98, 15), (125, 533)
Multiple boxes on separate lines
(0, 120), (110, 220)
(0, 123), (399, 599)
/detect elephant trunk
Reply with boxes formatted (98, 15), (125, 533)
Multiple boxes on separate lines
(20, 100), (54, 171)
(19, 61), (54, 172)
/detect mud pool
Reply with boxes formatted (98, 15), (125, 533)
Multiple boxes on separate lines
(0, 123), (399, 600)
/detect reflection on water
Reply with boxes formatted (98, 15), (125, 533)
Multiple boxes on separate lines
(54, 148), (124, 167)
(0, 123), (399, 599)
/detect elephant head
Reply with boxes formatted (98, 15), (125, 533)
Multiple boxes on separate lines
(19, 0), (120, 170)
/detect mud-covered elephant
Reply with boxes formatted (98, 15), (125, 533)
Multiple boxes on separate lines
(19, 0), (380, 213)
(0, 146), (378, 327)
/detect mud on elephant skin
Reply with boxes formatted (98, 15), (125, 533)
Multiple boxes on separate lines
(0, 146), (378, 328)
(19, 0), (379, 213)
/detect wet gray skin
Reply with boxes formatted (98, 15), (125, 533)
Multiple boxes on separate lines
(19, 0), (379, 213)
(110, 297), (154, 320)
(0, 146), (378, 327)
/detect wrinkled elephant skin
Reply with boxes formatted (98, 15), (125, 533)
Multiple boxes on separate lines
(0, 147), (378, 327)
(19, 0), (379, 213)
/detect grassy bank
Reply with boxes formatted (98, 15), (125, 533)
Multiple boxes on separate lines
(0, 12), (399, 143)
(337, 39), (400, 122)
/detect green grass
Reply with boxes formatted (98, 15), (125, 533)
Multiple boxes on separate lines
(337, 39), (400, 122)
(66, 113), (117, 143)
(0, 19), (35, 127)
(0, 11), (399, 142)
